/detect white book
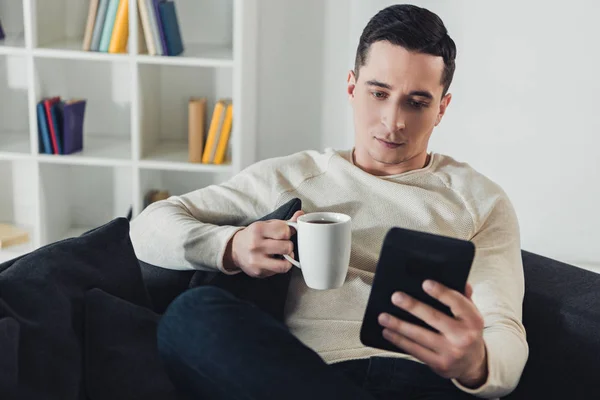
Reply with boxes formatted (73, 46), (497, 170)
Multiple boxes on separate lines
(138, 0), (156, 55)
(144, 0), (164, 56)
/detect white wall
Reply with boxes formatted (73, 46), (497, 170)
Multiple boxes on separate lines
(256, 0), (600, 270)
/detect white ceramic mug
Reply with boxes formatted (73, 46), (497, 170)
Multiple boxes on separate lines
(283, 212), (352, 290)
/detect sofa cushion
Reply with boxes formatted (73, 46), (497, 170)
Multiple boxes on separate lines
(0, 218), (151, 399)
(504, 251), (600, 399)
(0, 317), (19, 395)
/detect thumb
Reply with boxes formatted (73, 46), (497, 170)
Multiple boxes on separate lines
(289, 210), (305, 222)
(465, 282), (474, 300)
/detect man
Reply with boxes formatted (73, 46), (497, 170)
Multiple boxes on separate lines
(130, 4), (528, 399)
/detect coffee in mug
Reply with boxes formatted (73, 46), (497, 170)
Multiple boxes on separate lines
(284, 212), (352, 290)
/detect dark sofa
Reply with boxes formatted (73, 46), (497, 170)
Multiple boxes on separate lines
(1, 198), (599, 399)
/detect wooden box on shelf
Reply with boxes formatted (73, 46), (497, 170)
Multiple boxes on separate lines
(0, 159), (36, 263)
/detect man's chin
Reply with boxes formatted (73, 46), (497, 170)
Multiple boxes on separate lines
(369, 149), (407, 165)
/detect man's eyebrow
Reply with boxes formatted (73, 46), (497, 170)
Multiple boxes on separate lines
(408, 90), (434, 100)
(365, 81), (434, 100)
(365, 80), (393, 90)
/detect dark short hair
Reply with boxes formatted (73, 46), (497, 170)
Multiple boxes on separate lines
(354, 4), (457, 97)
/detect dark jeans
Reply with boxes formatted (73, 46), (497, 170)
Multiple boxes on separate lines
(157, 286), (477, 400)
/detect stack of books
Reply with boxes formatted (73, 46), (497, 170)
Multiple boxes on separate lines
(82, 0), (184, 56)
(138, 0), (184, 56)
(82, 0), (130, 53)
(188, 98), (233, 165)
(37, 97), (87, 155)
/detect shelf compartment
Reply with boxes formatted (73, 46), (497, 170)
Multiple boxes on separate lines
(138, 63), (232, 166)
(33, 57), (132, 161)
(138, 167), (232, 214)
(32, 0), (121, 56)
(0, 159), (37, 262)
(0, 0), (26, 53)
(136, 0), (233, 63)
(39, 163), (133, 245)
(0, 54), (30, 157)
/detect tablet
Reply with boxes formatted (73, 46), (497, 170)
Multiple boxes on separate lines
(359, 227), (475, 354)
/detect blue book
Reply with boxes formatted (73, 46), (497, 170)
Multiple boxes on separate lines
(0, 18), (5, 40)
(158, 1), (184, 56)
(36, 102), (52, 154)
(98, 0), (120, 52)
(91, 0), (110, 51)
(153, 0), (169, 55)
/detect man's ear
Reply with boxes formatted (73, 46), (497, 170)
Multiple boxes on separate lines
(347, 70), (357, 101)
(435, 93), (452, 126)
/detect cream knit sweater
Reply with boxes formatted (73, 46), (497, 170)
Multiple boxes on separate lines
(130, 148), (528, 399)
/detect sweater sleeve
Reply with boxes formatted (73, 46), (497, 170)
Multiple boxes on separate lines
(451, 193), (529, 399)
(129, 159), (283, 273)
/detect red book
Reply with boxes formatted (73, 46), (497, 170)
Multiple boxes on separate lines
(43, 97), (61, 155)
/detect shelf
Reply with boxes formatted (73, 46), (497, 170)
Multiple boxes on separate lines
(0, 131), (31, 158)
(0, 0), (258, 257)
(0, 159), (37, 261)
(37, 135), (132, 166)
(138, 167), (233, 213)
(0, 0), (26, 56)
(0, 54), (30, 156)
(0, 224), (35, 264)
(33, 57), (132, 161)
(138, 63), (233, 162)
(139, 140), (232, 172)
(33, 40), (130, 62)
(39, 163), (132, 245)
(136, 43), (233, 67)
(0, 34), (26, 55)
(137, 0), (234, 61)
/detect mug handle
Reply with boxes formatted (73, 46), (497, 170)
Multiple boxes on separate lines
(283, 221), (301, 269)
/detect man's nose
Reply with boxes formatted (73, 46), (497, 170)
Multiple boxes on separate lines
(382, 105), (405, 132)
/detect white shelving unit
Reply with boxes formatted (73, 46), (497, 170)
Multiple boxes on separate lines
(0, 0), (258, 263)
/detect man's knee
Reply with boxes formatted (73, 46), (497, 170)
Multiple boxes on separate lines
(157, 286), (236, 359)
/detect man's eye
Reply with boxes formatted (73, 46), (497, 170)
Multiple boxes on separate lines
(372, 91), (388, 100)
(408, 100), (427, 109)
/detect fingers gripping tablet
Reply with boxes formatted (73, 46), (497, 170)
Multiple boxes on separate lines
(360, 227), (475, 354)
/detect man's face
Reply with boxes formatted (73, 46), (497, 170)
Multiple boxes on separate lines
(348, 41), (451, 173)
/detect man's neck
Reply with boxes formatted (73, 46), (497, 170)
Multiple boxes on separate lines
(352, 149), (431, 176)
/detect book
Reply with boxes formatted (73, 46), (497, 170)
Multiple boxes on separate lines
(152, 0), (169, 55)
(98, 0), (120, 52)
(108, 0), (129, 53)
(62, 100), (87, 155)
(138, 0), (156, 55)
(202, 100), (230, 164)
(91, 0), (110, 51)
(136, 5), (148, 54)
(0, 224), (29, 249)
(145, 0), (164, 55)
(43, 97), (61, 154)
(188, 97), (207, 163)
(36, 101), (52, 154)
(213, 102), (233, 165)
(158, 1), (184, 56)
(82, 0), (100, 50)
(49, 101), (64, 154)
(0, 18), (5, 40)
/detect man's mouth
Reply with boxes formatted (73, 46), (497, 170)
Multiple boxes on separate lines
(376, 138), (403, 149)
